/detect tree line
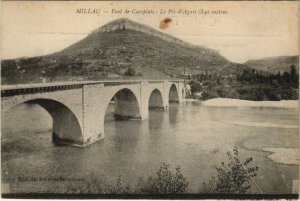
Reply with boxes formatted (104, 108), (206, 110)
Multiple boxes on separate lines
(189, 65), (299, 101)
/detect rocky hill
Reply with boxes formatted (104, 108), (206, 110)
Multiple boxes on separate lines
(244, 55), (299, 73)
(2, 18), (233, 84)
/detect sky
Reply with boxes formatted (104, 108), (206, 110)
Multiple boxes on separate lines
(1, 1), (298, 63)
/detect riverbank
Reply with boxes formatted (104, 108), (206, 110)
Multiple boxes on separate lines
(260, 148), (298, 165)
(202, 98), (298, 108)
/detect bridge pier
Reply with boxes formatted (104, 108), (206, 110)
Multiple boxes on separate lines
(81, 84), (144, 146)
(81, 83), (106, 146)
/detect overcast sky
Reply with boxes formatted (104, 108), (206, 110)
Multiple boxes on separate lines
(1, 1), (298, 63)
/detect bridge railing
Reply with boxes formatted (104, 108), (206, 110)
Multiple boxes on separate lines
(1, 80), (184, 97)
(1, 80), (183, 90)
(1, 84), (84, 97)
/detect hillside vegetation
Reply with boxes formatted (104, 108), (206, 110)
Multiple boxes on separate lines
(244, 56), (299, 73)
(1, 18), (229, 84)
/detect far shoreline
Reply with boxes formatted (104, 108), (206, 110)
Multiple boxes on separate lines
(198, 98), (298, 108)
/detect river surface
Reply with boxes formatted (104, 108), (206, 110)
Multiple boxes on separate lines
(1, 100), (299, 194)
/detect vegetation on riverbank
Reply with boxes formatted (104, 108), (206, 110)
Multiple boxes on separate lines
(189, 65), (299, 101)
(65, 148), (258, 194)
(200, 147), (259, 194)
(66, 162), (189, 194)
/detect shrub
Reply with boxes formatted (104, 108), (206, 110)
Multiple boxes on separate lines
(265, 88), (281, 101)
(65, 175), (132, 194)
(125, 67), (136, 76)
(104, 176), (131, 194)
(216, 87), (239, 99)
(65, 173), (103, 193)
(65, 163), (188, 194)
(190, 81), (202, 94)
(201, 147), (259, 194)
(201, 90), (219, 100)
(147, 162), (189, 194)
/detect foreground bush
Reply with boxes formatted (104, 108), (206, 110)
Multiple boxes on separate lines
(65, 149), (258, 194)
(146, 162), (189, 194)
(103, 176), (131, 194)
(66, 163), (188, 194)
(201, 147), (259, 194)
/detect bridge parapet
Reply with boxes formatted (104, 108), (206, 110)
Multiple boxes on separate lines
(1, 84), (84, 97)
(148, 81), (164, 84)
(1, 79), (183, 89)
(103, 81), (140, 86)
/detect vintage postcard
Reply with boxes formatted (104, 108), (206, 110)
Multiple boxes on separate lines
(1, 1), (299, 199)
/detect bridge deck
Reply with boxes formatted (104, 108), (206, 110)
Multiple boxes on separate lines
(1, 80), (183, 91)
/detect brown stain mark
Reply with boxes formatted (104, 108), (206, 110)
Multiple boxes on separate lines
(159, 18), (172, 29)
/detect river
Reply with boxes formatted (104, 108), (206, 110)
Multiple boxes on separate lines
(1, 100), (299, 194)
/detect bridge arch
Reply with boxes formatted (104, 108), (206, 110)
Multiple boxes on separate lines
(107, 88), (141, 120)
(148, 88), (164, 110)
(169, 84), (179, 103)
(2, 98), (84, 146)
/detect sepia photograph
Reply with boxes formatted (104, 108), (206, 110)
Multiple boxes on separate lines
(1, 1), (299, 199)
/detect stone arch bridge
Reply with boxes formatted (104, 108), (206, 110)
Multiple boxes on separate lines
(1, 80), (186, 147)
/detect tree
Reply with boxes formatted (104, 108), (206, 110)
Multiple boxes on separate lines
(282, 72), (290, 84)
(190, 81), (202, 94)
(290, 65), (298, 87)
(290, 65), (296, 78)
(125, 67), (136, 76)
(202, 147), (259, 194)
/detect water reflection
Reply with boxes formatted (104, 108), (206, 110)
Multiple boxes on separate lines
(112, 121), (141, 154)
(168, 103), (179, 125)
(148, 110), (164, 131)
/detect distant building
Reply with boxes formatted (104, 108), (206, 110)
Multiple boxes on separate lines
(37, 77), (48, 83)
(194, 92), (202, 98)
(108, 73), (119, 78)
(42, 78), (47, 83)
(69, 77), (84, 81)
